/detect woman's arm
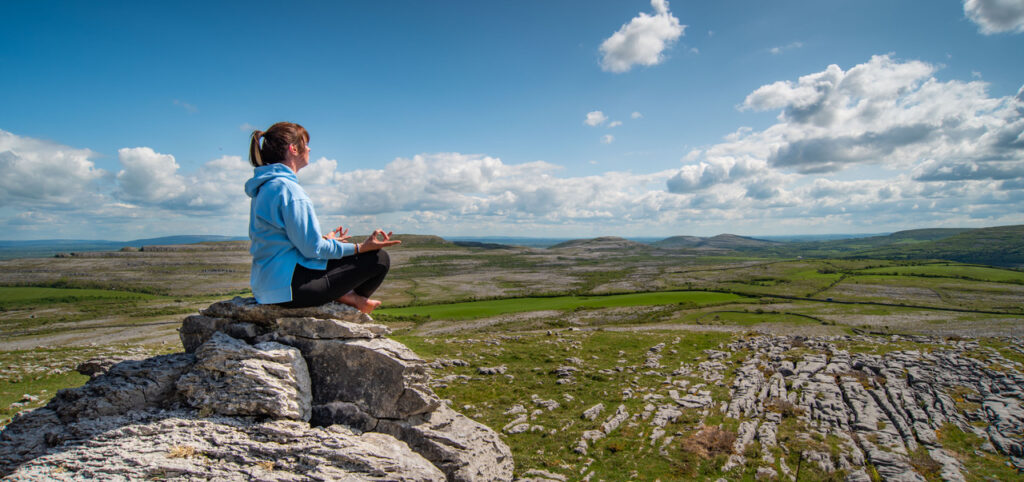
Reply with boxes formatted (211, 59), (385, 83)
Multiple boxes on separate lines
(281, 197), (355, 259)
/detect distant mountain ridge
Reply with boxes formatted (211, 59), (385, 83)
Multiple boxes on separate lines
(654, 234), (778, 249)
(545, 225), (1023, 268)
(0, 235), (248, 260)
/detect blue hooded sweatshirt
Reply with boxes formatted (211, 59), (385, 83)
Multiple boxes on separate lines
(244, 163), (355, 304)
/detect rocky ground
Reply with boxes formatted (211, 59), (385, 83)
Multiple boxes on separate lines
(416, 330), (1024, 481)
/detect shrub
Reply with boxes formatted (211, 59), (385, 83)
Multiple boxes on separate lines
(681, 426), (737, 459)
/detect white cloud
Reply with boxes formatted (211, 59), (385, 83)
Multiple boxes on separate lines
(601, 134), (615, 144)
(0, 129), (105, 206)
(173, 99), (198, 113)
(659, 55), (1024, 230)
(631, 112), (643, 119)
(116, 147), (187, 204)
(584, 110), (608, 126)
(769, 41), (803, 55)
(608, 121), (623, 128)
(728, 55), (1021, 175)
(296, 152), (686, 230)
(599, 0), (685, 73)
(114, 147), (251, 212)
(964, 0), (1024, 34)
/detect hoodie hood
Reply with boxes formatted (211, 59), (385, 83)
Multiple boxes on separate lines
(245, 163), (297, 198)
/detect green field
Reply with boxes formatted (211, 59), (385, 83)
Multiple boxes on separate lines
(855, 264), (1024, 283)
(0, 287), (158, 309)
(0, 286), (158, 309)
(378, 291), (750, 320)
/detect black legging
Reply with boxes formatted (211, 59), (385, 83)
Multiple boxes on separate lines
(277, 250), (391, 308)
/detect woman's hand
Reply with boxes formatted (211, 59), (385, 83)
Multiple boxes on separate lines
(323, 226), (351, 242)
(357, 229), (401, 253)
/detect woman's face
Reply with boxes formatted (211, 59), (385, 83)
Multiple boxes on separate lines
(287, 140), (311, 172)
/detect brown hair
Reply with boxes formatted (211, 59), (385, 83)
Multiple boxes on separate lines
(249, 122), (310, 167)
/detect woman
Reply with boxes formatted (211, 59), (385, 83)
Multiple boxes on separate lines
(244, 121), (400, 313)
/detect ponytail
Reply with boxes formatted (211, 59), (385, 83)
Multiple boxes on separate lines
(247, 122), (309, 168)
(249, 130), (265, 167)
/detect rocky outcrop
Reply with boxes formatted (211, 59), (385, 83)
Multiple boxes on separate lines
(176, 332), (312, 421)
(714, 335), (1024, 480)
(0, 297), (512, 481)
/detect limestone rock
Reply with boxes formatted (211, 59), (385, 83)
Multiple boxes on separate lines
(312, 401), (380, 432)
(377, 404), (514, 482)
(176, 332), (312, 421)
(201, 296), (371, 325)
(3, 410), (445, 481)
(75, 355), (147, 379)
(275, 335), (440, 419)
(179, 314), (264, 353)
(49, 353), (195, 423)
(276, 316), (390, 339)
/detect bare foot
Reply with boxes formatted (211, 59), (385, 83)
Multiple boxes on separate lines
(338, 291), (382, 314)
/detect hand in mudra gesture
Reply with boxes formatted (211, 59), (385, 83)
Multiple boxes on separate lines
(357, 229), (401, 253)
(323, 226), (352, 242)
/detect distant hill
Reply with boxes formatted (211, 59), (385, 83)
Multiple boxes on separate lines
(655, 234), (778, 250)
(656, 225), (1023, 267)
(847, 225), (1024, 266)
(0, 235), (248, 260)
(550, 236), (650, 250)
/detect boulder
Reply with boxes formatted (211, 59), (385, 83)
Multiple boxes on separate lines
(49, 353), (195, 423)
(377, 404), (514, 482)
(275, 335), (440, 419)
(201, 296), (371, 326)
(176, 332), (312, 421)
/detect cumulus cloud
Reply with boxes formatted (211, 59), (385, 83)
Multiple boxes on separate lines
(660, 55), (1024, 230)
(115, 147), (250, 212)
(631, 112), (643, 119)
(964, 0), (1024, 34)
(295, 152), (690, 229)
(116, 147), (188, 204)
(608, 121), (623, 128)
(0, 129), (105, 206)
(599, 0), (685, 73)
(584, 110), (608, 126)
(727, 55), (1024, 175)
(601, 135), (615, 144)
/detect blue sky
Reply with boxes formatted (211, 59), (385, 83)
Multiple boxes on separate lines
(1, 0), (1022, 240)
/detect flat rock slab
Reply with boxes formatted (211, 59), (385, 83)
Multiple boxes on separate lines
(177, 332), (312, 421)
(201, 296), (372, 325)
(2, 410), (446, 481)
(276, 316), (390, 339)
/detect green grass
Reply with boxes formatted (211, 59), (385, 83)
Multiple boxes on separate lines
(856, 264), (1024, 283)
(936, 424), (1020, 481)
(377, 291), (751, 321)
(394, 330), (735, 480)
(0, 286), (158, 309)
(1, 371), (88, 426)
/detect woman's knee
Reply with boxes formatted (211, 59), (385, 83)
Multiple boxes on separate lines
(373, 249), (390, 270)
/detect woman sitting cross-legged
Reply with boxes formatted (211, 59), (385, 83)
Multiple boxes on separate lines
(244, 121), (400, 313)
